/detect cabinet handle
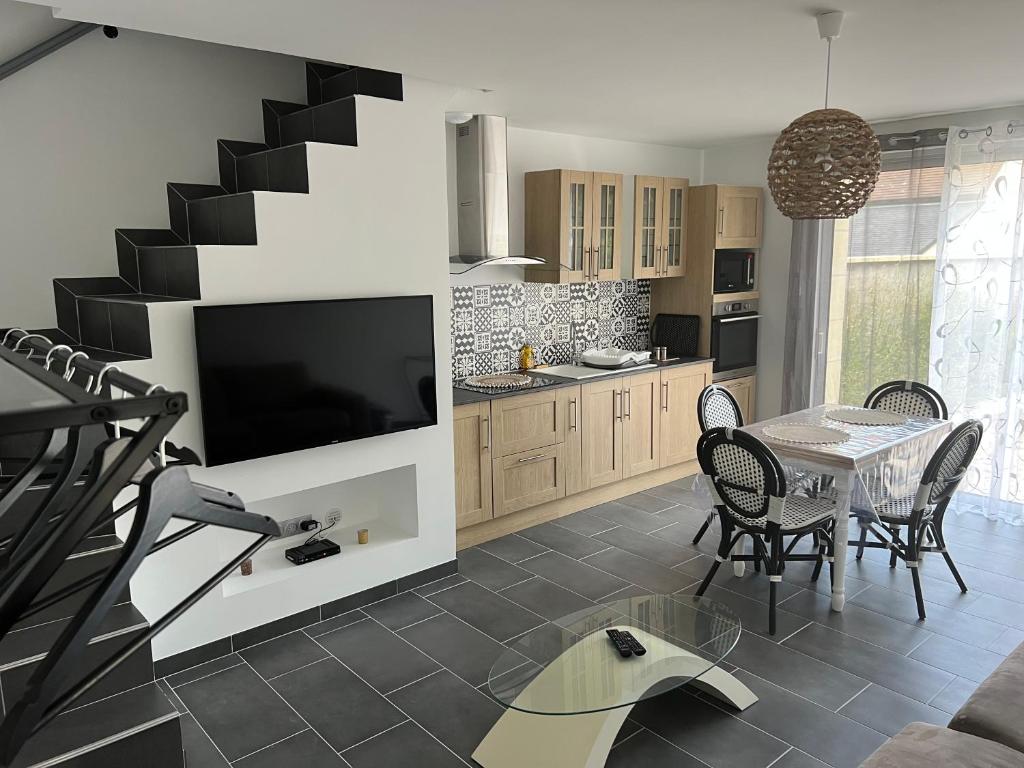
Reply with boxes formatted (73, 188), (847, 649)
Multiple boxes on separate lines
(624, 388), (631, 419)
(585, 246), (594, 280)
(717, 207), (725, 235)
(655, 245), (663, 275)
(517, 453), (548, 463)
(569, 398), (577, 431)
(614, 390), (623, 422)
(481, 417), (490, 451)
(662, 380), (669, 411)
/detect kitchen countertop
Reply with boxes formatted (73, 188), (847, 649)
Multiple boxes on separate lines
(452, 357), (714, 406)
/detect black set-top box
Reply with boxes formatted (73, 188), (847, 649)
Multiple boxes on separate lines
(285, 538), (340, 565)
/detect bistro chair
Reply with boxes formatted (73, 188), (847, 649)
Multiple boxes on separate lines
(692, 385), (744, 545)
(852, 419), (983, 619)
(695, 427), (837, 634)
(865, 380), (948, 420)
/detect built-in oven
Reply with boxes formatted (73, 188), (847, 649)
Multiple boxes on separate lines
(713, 250), (756, 294)
(710, 299), (759, 381)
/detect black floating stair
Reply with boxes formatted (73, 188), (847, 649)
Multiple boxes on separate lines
(166, 184), (225, 242)
(114, 229), (185, 291)
(263, 97), (358, 148)
(305, 61), (403, 105)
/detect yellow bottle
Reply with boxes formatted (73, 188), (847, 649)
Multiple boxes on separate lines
(519, 344), (535, 370)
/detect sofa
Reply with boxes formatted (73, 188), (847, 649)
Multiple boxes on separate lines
(861, 642), (1024, 767)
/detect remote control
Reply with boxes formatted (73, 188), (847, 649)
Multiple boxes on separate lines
(620, 631), (647, 656)
(606, 629), (632, 658)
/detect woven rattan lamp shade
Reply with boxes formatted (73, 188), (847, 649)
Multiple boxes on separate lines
(767, 108), (881, 219)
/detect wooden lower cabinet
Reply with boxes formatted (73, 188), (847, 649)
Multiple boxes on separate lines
(622, 371), (661, 478)
(660, 364), (711, 468)
(719, 374), (756, 424)
(580, 377), (623, 490)
(453, 402), (493, 528)
(490, 388), (566, 457)
(564, 387), (584, 496)
(492, 444), (566, 517)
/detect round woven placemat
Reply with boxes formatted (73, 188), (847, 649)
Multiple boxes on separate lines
(761, 423), (850, 445)
(464, 373), (532, 390)
(825, 407), (907, 427)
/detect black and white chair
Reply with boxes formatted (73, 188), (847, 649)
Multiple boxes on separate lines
(694, 427), (837, 635)
(852, 419), (982, 619)
(691, 385), (744, 545)
(865, 380), (948, 420)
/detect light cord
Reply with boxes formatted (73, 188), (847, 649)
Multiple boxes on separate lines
(824, 37), (832, 109)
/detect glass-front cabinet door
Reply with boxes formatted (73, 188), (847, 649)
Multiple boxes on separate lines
(661, 177), (688, 277)
(633, 176), (662, 279)
(592, 172), (623, 282)
(560, 170), (592, 283)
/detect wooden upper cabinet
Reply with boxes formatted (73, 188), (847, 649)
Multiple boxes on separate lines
(633, 176), (688, 279)
(715, 186), (763, 249)
(525, 169), (622, 283)
(453, 402), (493, 529)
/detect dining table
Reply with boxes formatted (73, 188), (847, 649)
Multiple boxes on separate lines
(739, 404), (952, 611)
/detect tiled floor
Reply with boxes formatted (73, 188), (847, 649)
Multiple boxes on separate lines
(164, 477), (1024, 768)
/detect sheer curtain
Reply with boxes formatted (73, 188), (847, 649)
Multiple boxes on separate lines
(931, 121), (1024, 524)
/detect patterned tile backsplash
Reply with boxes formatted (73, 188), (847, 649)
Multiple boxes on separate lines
(451, 280), (652, 380)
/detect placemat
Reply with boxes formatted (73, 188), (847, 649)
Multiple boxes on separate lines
(825, 407), (908, 427)
(762, 423), (851, 445)
(464, 373), (532, 390)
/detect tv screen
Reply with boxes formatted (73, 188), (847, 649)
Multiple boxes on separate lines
(193, 296), (437, 466)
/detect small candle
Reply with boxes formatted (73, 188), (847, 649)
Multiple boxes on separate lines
(357, 528), (369, 545)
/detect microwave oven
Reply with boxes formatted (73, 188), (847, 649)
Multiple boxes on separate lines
(713, 251), (755, 294)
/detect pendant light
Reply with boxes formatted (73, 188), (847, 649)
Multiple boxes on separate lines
(767, 11), (880, 219)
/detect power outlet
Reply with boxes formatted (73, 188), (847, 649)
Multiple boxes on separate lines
(326, 509), (342, 527)
(280, 514), (313, 538)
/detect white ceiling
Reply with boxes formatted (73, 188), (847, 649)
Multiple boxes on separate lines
(16, 0), (1024, 146)
(0, 1), (74, 65)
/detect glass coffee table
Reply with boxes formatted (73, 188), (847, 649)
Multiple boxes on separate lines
(473, 594), (753, 768)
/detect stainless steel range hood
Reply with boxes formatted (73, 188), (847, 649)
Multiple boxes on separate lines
(448, 114), (542, 273)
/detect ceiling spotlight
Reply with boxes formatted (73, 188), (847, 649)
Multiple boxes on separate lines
(445, 112), (474, 125)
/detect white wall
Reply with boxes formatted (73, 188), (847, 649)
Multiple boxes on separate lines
(449, 125), (703, 286)
(0, 28), (306, 329)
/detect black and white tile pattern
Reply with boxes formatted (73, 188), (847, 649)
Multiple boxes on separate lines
(451, 280), (651, 379)
(165, 482), (1023, 768)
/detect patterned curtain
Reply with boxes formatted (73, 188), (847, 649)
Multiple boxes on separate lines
(931, 121), (1024, 524)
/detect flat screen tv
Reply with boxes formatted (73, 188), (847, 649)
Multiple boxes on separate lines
(193, 296), (436, 466)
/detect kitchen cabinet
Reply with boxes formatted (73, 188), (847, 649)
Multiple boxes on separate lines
(715, 186), (763, 249)
(633, 176), (689, 279)
(490, 388), (566, 457)
(580, 377), (623, 490)
(564, 387), (584, 496)
(719, 374), (756, 424)
(453, 402), (493, 529)
(622, 371), (662, 478)
(660, 364), (710, 468)
(524, 169), (623, 283)
(492, 444), (566, 517)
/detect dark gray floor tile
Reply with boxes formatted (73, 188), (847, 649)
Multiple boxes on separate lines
(594, 525), (698, 567)
(316, 617), (439, 693)
(413, 573), (466, 597)
(165, 653), (243, 688)
(988, 627), (1024, 655)
(156, 678), (187, 713)
(674, 584), (809, 640)
(239, 631), (328, 680)
(457, 547), (530, 590)
(726, 630), (869, 710)
(343, 720), (463, 768)
(779, 559), (873, 600)
(618, 492), (677, 514)
(644, 482), (706, 506)
(175, 663), (305, 761)
(585, 547), (697, 594)
(675, 554), (806, 604)
(270, 657), (405, 752)
(477, 533), (549, 563)
(606, 727), (705, 767)
(772, 749), (830, 768)
(235, 729), (345, 767)
(589, 501), (675, 534)
(303, 609), (366, 638)
(505, 622), (574, 666)
(500, 576), (594, 620)
(613, 718), (644, 746)
(631, 686), (789, 768)
(603, 583), (663, 601)
(519, 521), (611, 558)
(838, 683), (949, 737)
(387, 669), (504, 763)
(783, 623), (955, 703)
(551, 510), (619, 536)
(943, 539), (1024, 581)
(961, 592), (1024, 630)
(427, 581), (544, 642)
(362, 591), (443, 631)
(908, 633), (1005, 682)
(179, 713), (229, 768)
(517, 550), (629, 601)
(648, 520), (708, 549)
(778, 588), (932, 655)
(398, 611), (520, 687)
(928, 676), (978, 714)
(845, 558), (982, 609)
(732, 670), (887, 768)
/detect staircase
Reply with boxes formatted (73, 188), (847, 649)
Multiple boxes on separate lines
(3, 59), (404, 766)
(39, 61), (402, 363)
